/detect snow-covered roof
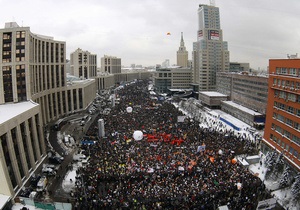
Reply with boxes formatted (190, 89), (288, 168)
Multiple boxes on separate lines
(222, 101), (262, 116)
(0, 194), (10, 209)
(199, 91), (228, 97)
(0, 101), (39, 125)
(211, 109), (250, 129)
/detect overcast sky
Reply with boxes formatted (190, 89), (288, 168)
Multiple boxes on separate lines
(1, 0), (299, 70)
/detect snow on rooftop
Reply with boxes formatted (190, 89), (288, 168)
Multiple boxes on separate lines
(211, 109), (251, 130)
(0, 101), (39, 125)
(0, 194), (10, 210)
(199, 91), (228, 97)
(222, 101), (262, 116)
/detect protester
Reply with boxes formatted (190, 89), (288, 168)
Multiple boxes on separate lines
(74, 80), (270, 210)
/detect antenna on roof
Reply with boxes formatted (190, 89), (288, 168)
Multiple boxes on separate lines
(210, 0), (216, 6)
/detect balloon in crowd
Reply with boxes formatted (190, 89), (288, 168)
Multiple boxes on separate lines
(126, 106), (133, 113)
(133, 130), (143, 141)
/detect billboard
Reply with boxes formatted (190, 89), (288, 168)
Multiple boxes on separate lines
(209, 30), (220, 40)
(198, 30), (203, 40)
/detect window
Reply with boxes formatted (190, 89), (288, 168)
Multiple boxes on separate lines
(277, 79), (281, 86)
(289, 68), (297, 75)
(284, 130), (291, 139)
(279, 91), (286, 99)
(277, 114), (284, 122)
(286, 118), (293, 127)
(287, 106), (294, 114)
(281, 68), (287, 74)
(297, 109), (300, 116)
(287, 93), (296, 102)
(294, 122), (300, 130)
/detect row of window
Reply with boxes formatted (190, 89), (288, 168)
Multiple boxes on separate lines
(270, 134), (299, 160)
(274, 101), (300, 116)
(275, 67), (300, 76)
(273, 113), (300, 131)
(274, 90), (300, 103)
(273, 78), (300, 89)
(271, 123), (300, 146)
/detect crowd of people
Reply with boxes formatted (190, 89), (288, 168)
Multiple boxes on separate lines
(73, 80), (270, 209)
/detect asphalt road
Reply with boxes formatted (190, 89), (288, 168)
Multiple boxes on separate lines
(46, 111), (100, 203)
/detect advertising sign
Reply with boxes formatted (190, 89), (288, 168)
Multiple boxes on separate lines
(209, 30), (220, 40)
(198, 30), (203, 40)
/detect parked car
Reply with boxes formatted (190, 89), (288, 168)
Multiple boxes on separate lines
(36, 176), (47, 192)
(73, 154), (86, 162)
(49, 156), (62, 164)
(30, 174), (41, 188)
(42, 167), (56, 176)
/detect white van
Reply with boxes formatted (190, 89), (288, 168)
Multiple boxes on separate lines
(73, 154), (86, 161)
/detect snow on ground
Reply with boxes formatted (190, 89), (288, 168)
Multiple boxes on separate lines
(62, 170), (77, 193)
(61, 162), (81, 193)
(12, 203), (44, 210)
(249, 155), (299, 210)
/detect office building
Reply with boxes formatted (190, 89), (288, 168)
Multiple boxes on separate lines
(229, 62), (250, 73)
(192, 4), (230, 91)
(101, 55), (121, 74)
(263, 58), (300, 171)
(0, 22), (96, 203)
(70, 48), (97, 79)
(153, 67), (192, 93)
(216, 72), (269, 115)
(177, 32), (188, 67)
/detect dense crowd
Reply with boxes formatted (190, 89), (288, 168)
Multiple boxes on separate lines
(73, 80), (270, 209)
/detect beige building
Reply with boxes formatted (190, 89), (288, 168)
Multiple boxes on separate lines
(177, 32), (188, 67)
(0, 101), (45, 200)
(0, 22), (96, 204)
(70, 48), (97, 79)
(95, 71), (152, 91)
(101, 55), (121, 74)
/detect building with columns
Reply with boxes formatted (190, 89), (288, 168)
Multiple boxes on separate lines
(0, 101), (45, 200)
(177, 32), (188, 68)
(0, 22), (96, 204)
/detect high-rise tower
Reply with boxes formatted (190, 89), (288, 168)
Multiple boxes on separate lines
(192, 4), (229, 91)
(177, 32), (188, 67)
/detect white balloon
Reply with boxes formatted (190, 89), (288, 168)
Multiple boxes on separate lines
(133, 130), (143, 141)
(126, 107), (133, 113)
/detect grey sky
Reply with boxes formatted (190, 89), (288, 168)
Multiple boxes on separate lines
(1, 0), (299, 70)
